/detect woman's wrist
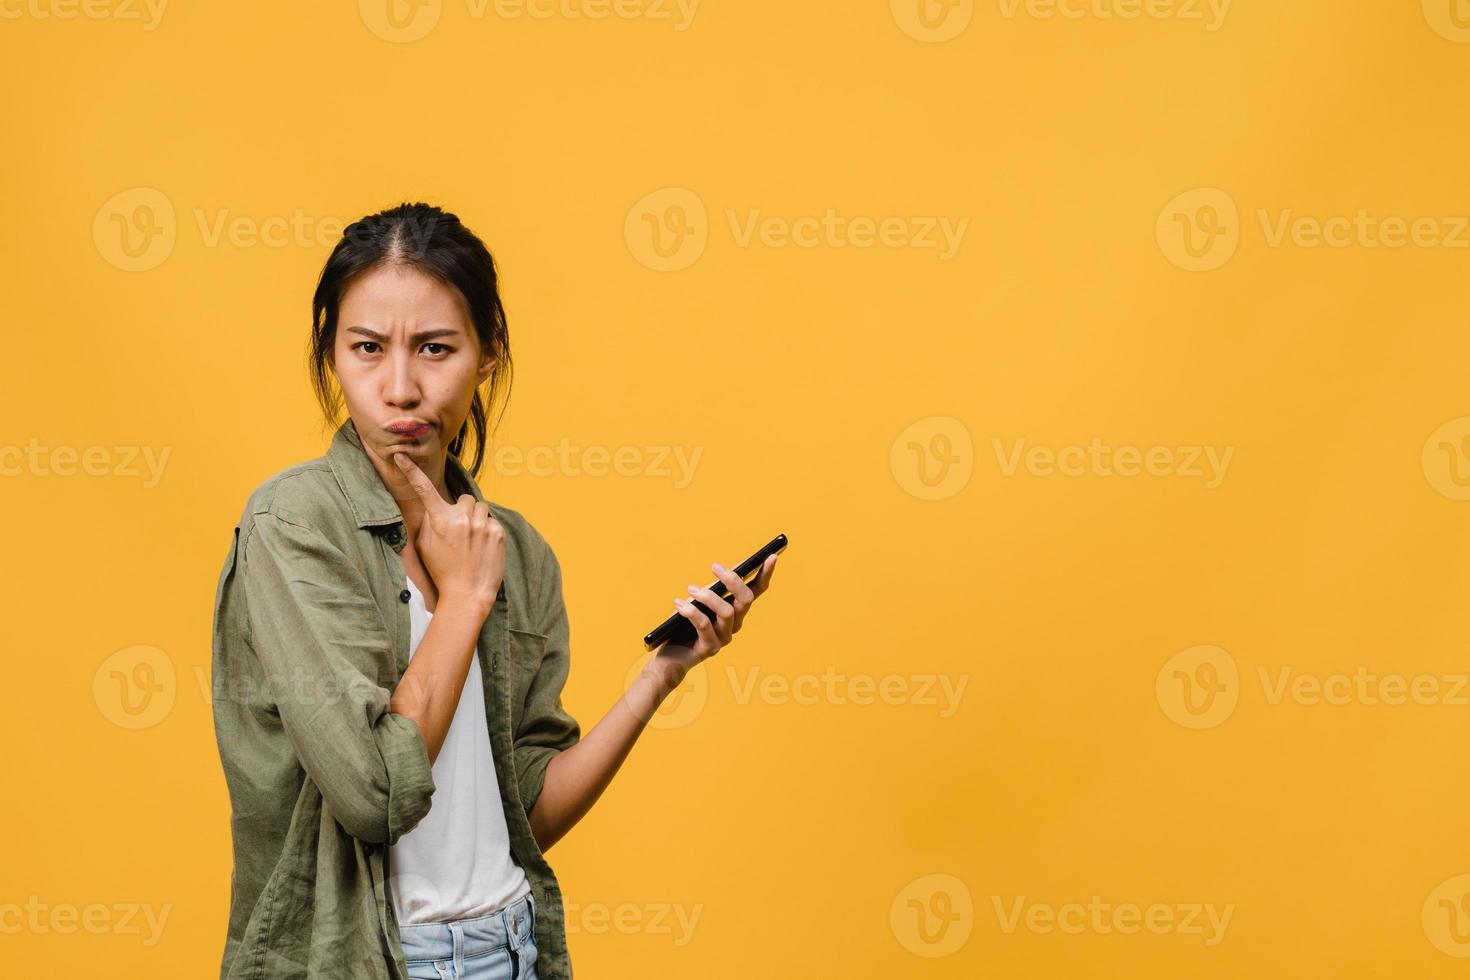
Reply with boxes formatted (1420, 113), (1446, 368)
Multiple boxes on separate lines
(643, 650), (697, 692)
(617, 653), (691, 725)
(438, 588), (496, 621)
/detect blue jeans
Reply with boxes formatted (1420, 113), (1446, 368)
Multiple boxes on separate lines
(397, 893), (538, 980)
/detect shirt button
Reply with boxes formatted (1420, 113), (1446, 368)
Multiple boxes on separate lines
(399, 589), (411, 603)
(387, 527), (403, 545)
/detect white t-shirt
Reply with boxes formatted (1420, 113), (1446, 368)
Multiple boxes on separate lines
(388, 576), (532, 924)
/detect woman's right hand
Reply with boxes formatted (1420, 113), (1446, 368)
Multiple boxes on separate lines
(394, 451), (505, 610)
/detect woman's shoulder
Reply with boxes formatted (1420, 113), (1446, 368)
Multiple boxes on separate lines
(231, 454), (350, 539)
(483, 500), (558, 568)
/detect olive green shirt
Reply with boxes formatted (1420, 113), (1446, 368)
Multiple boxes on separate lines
(210, 417), (581, 979)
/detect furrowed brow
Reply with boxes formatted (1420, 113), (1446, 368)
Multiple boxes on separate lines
(344, 326), (461, 343)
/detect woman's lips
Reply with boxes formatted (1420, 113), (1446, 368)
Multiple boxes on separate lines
(385, 422), (431, 438)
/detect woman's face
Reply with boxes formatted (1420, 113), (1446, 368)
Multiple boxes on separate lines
(330, 262), (495, 473)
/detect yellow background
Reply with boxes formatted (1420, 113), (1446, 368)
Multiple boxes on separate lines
(4, 0), (1470, 976)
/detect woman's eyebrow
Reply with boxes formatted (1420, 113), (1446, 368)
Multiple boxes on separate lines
(344, 326), (461, 343)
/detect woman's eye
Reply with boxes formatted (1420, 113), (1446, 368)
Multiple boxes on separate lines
(348, 341), (450, 355)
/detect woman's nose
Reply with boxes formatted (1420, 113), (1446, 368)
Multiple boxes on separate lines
(384, 354), (420, 406)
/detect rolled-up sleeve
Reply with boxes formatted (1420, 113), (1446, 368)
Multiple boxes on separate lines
(515, 543), (582, 815)
(241, 510), (436, 845)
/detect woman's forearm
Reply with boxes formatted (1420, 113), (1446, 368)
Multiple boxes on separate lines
(389, 594), (493, 765)
(528, 655), (685, 852)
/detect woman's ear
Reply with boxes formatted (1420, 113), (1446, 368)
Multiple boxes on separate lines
(477, 351), (497, 385)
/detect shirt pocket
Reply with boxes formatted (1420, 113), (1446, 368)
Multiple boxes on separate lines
(506, 627), (549, 736)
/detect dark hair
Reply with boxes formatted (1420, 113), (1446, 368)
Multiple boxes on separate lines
(308, 202), (512, 478)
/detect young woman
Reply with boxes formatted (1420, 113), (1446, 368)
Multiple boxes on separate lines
(210, 202), (778, 980)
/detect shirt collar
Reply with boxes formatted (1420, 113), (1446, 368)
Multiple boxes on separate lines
(325, 416), (482, 530)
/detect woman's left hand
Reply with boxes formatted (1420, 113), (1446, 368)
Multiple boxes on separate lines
(655, 554), (779, 675)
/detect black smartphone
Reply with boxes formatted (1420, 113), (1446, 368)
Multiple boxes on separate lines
(643, 533), (789, 650)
